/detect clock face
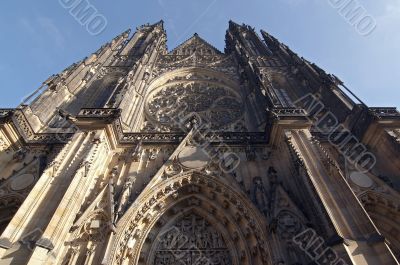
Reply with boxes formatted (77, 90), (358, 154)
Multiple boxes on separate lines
(146, 82), (243, 130)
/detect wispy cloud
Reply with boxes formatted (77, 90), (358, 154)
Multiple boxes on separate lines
(19, 17), (36, 35)
(37, 17), (65, 49)
(18, 16), (65, 50)
(374, 0), (400, 41)
(382, 0), (400, 19)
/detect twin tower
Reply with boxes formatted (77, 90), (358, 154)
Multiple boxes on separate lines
(0, 21), (399, 265)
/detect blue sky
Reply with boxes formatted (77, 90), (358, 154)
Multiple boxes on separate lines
(0, 0), (399, 108)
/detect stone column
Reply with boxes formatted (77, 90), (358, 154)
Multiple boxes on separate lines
(26, 130), (112, 264)
(287, 129), (398, 264)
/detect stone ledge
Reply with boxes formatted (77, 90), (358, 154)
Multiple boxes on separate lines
(0, 238), (13, 249)
(36, 238), (54, 250)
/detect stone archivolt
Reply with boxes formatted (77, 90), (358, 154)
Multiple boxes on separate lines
(109, 171), (271, 265)
(0, 21), (399, 265)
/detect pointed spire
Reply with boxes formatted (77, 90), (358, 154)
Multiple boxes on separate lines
(136, 20), (165, 34)
(122, 28), (131, 37)
(260, 29), (280, 50)
(113, 28), (131, 41)
(228, 20), (255, 32)
(228, 20), (241, 32)
(154, 20), (164, 28)
(228, 20), (240, 27)
(109, 28), (132, 51)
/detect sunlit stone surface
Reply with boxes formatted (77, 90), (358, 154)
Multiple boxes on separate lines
(0, 21), (399, 265)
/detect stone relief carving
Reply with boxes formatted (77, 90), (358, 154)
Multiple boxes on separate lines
(0, 150), (46, 233)
(387, 129), (400, 144)
(114, 176), (136, 222)
(0, 134), (9, 152)
(74, 211), (110, 243)
(152, 54), (238, 80)
(151, 213), (232, 265)
(276, 210), (302, 240)
(111, 169), (271, 265)
(252, 177), (269, 215)
(150, 35), (238, 81)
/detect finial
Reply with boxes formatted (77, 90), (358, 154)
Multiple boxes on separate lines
(153, 20), (164, 28)
(229, 20), (239, 26)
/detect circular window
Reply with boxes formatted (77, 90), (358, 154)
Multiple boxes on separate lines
(10, 173), (35, 191)
(146, 82), (243, 130)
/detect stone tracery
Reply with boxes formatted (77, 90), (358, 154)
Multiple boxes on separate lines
(108, 170), (272, 265)
(146, 82), (243, 131)
(0, 20), (399, 265)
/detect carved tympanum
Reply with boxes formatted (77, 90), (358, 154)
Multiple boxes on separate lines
(150, 213), (232, 265)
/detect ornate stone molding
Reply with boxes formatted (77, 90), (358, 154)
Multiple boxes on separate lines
(1, 108), (268, 146)
(272, 107), (307, 118)
(76, 108), (122, 125)
(0, 132), (10, 152)
(369, 107), (400, 119)
(145, 82), (243, 130)
(10, 109), (74, 144)
(0, 109), (14, 120)
(108, 171), (272, 265)
(121, 131), (267, 145)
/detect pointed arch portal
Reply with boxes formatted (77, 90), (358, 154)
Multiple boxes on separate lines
(109, 172), (272, 265)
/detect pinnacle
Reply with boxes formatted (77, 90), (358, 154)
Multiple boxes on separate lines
(155, 19), (164, 26)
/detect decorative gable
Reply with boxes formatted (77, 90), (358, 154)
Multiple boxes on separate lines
(169, 33), (222, 55)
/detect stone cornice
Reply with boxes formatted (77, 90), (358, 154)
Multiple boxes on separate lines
(0, 109), (14, 121)
(0, 108), (268, 146)
(369, 107), (400, 121)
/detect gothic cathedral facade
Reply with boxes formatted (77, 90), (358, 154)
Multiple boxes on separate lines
(0, 21), (399, 265)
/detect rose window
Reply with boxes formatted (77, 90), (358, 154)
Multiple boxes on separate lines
(146, 82), (243, 130)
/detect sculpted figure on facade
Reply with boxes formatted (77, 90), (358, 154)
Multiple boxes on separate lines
(0, 20), (399, 265)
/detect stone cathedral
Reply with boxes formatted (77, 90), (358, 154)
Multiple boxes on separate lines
(0, 20), (399, 265)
